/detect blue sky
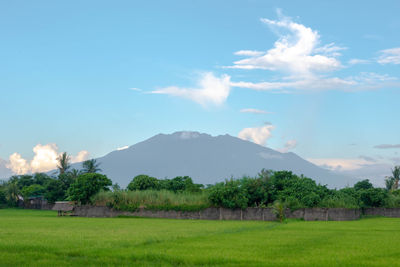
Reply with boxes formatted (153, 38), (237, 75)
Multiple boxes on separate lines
(0, 0), (399, 183)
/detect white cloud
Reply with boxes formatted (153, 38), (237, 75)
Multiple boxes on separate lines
(117, 146), (129, 151)
(307, 158), (375, 171)
(228, 15), (342, 76)
(71, 150), (90, 163)
(232, 72), (397, 92)
(279, 139), (297, 153)
(234, 50), (264, 57)
(5, 144), (89, 175)
(378, 47), (400, 64)
(240, 108), (271, 114)
(129, 88), (142, 91)
(348, 59), (370, 65)
(238, 125), (275, 146)
(7, 153), (30, 175)
(227, 12), (398, 93)
(151, 72), (231, 106)
(30, 144), (59, 173)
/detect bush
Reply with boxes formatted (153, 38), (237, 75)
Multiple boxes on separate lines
(354, 179), (373, 191)
(359, 188), (388, 208)
(208, 179), (248, 209)
(67, 173), (112, 204)
(127, 175), (160, 191)
(92, 190), (210, 212)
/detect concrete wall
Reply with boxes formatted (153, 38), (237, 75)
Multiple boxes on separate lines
(364, 208), (400, 217)
(72, 206), (362, 221)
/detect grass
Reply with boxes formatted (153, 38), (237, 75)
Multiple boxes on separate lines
(1, 209), (400, 266)
(92, 190), (211, 212)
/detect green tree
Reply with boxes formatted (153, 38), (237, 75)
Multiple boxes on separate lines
(57, 152), (71, 175)
(354, 179), (373, 191)
(82, 159), (102, 173)
(208, 179), (248, 209)
(127, 175), (159, 191)
(67, 173), (112, 204)
(385, 176), (395, 191)
(5, 182), (20, 206)
(390, 166), (400, 190)
(44, 179), (66, 202)
(69, 169), (82, 179)
(21, 184), (45, 198)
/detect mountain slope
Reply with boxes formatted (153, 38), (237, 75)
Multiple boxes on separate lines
(86, 131), (356, 188)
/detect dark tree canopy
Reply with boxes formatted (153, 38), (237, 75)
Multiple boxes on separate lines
(67, 173), (112, 204)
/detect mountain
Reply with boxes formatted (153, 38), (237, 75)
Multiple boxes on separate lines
(80, 131), (357, 188)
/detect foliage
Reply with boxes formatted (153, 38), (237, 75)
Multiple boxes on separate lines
(354, 179), (373, 191)
(44, 179), (66, 203)
(359, 188), (388, 208)
(82, 159), (102, 173)
(208, 179), (248, 209)
(21, 184), (45, 198)
(67, 173), (112, 204)
(271, 200), (286, 222)
(57, 152), (71, 175)
(127, 175), (160, 191)
(92, 189), (210, 212)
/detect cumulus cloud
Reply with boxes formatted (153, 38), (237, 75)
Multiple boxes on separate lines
(238, 125), (275, 146)
(228, 14), (342, 75)
(279, 139), (297, 153)
(374, 144), (400, 149)
(71, 150), (90, 163)
(378, 47), (400, 64)
(151, 72), (231, 106)
(30, 144), (59, 173)
(7, 153), (30, 175)
(5, 144), (89, 175)
(227, 11), (398, 93)
(240, 108), (271, 114)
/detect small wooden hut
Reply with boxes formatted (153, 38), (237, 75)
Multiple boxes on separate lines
(52, 201), (75, 216)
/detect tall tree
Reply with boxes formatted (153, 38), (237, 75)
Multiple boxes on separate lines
(57, 152), (71, 175)
(82, 159), (101, 173)
(391, 166), (400, 190)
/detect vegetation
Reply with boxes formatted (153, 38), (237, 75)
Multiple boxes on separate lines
(92, 190), (210, 212)
(1, 157), (400, 212)
(67, 173), (112, 204)
(1, 209), (400, 266)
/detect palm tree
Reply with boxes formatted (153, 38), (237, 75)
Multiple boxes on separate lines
(391, 166), (400, 190)
(82, 159), (101, 173)
(6, 182), (20, 205)
(69, 168), (82, 179)
(385, 176), (395, 191)
(57, 152), (71, 175)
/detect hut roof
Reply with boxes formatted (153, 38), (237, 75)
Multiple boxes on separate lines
(52, 201), (74, 211)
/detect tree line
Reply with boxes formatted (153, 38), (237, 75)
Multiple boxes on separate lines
(1, 151), (400, 211)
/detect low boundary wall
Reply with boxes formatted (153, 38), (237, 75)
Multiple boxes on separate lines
(72, 206), (362, 221)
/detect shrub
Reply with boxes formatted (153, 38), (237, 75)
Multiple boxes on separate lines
(208, 179), (248, 209)
(92, 190), (210, 212)
(127, 175), (159, 191)
(67, 173), (112, 204)
(359, 188), (388, 208)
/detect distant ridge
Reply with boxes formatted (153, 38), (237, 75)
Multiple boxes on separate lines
(74, 131), (357, 188)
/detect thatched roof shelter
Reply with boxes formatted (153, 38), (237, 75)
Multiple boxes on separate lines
(52, 201), (74, 212)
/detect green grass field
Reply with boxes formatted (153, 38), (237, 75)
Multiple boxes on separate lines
(1, 209), (400, 266)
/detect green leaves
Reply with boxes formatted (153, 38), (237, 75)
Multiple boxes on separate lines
(67, 173), (112, 204)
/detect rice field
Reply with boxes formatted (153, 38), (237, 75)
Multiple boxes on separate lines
(0, 209), (399, 266)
